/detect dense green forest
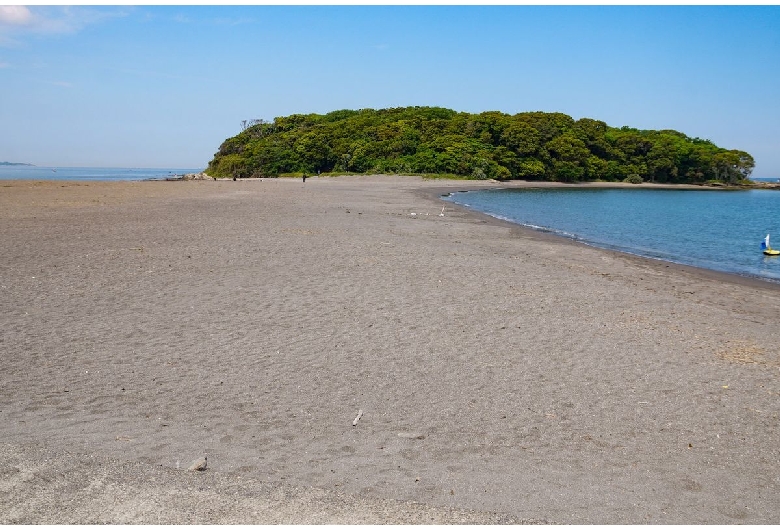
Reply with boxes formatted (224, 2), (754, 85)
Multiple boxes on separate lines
(206, 107), (754, 184)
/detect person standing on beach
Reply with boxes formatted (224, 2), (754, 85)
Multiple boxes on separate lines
(302, 173), (307, 183)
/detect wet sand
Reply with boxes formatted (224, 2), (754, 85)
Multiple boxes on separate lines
(1, 175), (779, 524)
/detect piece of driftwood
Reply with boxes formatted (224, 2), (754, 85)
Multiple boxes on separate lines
(397, 432), (426, 440)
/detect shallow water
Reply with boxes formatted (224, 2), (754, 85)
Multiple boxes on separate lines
(0, 165), (203, 181)
(445, 186), (780, 283)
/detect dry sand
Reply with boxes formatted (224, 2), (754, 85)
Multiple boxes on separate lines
(1, 175), (779, 524)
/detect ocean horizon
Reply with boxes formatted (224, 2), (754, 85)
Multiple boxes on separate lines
(0, 165), (204, 182)
(445, 185), (780, 284)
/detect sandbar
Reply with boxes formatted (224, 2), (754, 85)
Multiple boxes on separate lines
(1, 175), (779, 523)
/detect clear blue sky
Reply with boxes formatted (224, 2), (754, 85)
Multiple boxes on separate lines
(1, 5), (779, 177)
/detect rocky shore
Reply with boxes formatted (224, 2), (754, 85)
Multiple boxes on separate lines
(165, 171), (213, 181)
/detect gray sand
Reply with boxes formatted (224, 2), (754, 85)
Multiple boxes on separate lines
(1, 176), (779, 524)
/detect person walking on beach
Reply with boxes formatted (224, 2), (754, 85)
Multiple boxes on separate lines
(302, 173), (307, 183)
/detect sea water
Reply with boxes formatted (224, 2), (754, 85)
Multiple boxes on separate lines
(444, 185), (780, 283)
(0, 166), (203, 182)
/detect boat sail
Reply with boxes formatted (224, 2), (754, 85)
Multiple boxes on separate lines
(762, 234), (780, 256)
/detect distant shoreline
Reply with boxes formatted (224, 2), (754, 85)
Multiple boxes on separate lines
(193, 172), (780, 190)
(1, 166), (777, 187)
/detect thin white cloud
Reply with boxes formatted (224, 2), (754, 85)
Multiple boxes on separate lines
(50, 80), (73, 88)
(0, 6), (129, 44)
(213, 16), (254, 26)
(38, 6), (127, 35)
(0, 6), (34, 26)
(0, 61), (10, 68)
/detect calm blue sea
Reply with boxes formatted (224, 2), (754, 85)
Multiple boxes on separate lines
(0, 166), (203, 181)
(445, 184), (780, 283)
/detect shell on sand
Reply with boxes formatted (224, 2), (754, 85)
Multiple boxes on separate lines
(187, 456), (207, 471)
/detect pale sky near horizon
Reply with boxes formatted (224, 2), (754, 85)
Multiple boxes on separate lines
(1, 4), (779, 178)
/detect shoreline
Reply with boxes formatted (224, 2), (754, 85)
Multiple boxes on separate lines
(416, 181), (780, 293)
(2, 175), (780, 523)
(4, 174), (780, 293)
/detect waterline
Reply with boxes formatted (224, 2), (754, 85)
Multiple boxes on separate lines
(445, 187), (780, 283)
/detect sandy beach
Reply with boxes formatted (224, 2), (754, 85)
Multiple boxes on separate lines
(1, 175), (779, 524)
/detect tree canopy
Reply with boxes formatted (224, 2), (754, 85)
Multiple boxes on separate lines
(206, 107), (754, 184)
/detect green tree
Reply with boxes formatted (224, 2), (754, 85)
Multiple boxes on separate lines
(207, 106), (753, 184)
(546, 134), (589, 181)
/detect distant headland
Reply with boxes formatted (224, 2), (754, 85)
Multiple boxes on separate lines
(0, 161), (34, 166)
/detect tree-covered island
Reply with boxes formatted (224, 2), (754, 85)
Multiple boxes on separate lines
(207, 107), (755, 184)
